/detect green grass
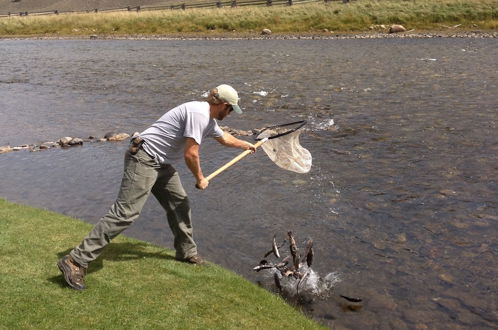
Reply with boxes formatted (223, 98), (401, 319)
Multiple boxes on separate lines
(0, 0), (497, 37)
(0, 198), (323, 329)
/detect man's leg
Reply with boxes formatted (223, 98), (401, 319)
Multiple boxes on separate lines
(70, 149), (159, 268)
(152, 165), (197, 261)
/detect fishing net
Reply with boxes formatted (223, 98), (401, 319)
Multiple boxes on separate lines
(256, 121), (312, 173)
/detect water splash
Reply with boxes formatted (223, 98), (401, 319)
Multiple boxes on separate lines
(306, 117), (337, 132)
(310, 164), (341, 216)
(280, 267), (340, 295)
(261, 266), (341, 302)
(254, 232), (341, 303)
(253, 90), (269, 97)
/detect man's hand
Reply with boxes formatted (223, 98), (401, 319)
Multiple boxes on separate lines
(196, 177), (209, 190)
(244, 142), (257, 153)
(185, 138), (208, 189)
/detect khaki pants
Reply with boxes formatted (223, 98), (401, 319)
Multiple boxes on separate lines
(70, 148), (196, 268)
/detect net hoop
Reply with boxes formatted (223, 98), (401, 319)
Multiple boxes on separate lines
(254, 120), (307, 141)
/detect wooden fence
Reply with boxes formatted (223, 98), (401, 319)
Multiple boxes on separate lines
(0, 0), (351, 18)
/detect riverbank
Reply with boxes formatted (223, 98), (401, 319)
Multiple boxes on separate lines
(0, 0), (496, 38)
(0, 198), (323, 329)
(1, 30), (497, 40)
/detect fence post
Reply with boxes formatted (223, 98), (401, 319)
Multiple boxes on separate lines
(137, 6), (141, 11)
(54, 10), (59, 14)
(231, 0), (237, 7)
(94, 8), (98, 13)
(266, 0), (272, 6)
(181, 3), (186, 9)
(342, 0), (350, 3)
(287, 0), (292, 5)
(216, 1), (222, 8)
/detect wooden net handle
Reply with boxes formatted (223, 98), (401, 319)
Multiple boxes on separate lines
(205, 138), (268, 182)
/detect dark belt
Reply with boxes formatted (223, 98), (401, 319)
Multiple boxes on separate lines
(129, 136), (144, 155)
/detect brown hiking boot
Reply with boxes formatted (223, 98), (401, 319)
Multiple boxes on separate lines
(177, 255), (204, 265)
(57, 255), (86, 290)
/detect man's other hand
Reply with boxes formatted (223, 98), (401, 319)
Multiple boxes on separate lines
(196, 177), (209, 190)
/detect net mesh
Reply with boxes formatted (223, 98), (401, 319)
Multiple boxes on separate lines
(257, 128), (312, 173)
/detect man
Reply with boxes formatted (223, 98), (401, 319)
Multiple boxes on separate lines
(58, 84), (256, 291)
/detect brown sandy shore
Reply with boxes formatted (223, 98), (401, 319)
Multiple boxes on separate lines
(1, 30), (497, 40)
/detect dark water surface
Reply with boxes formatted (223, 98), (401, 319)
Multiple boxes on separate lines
(1, 38), (497, 329)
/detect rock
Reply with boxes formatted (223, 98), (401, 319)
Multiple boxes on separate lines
(106, 133), (130, 142)
(369, 24), (386, 31)
(477, 243), (489, 253)
(69, 138), (84, 146)
(389, 24), (407, 33)
(396, 233), (407, 243)
(12, 146), (29, 151)
(220, 126), (253, 137)
(261, 28), (272, 35)
(59, 137), (73, 146)
(439, 189), (457, 196)
(339, 300), (363, 312)
(41, 142), (58, 149)
(402, 309), (436, 324)
(104, 132), (117, 139)
(0, 145), (13, 154)
(438, 273), (455, 283)
(372, 293), (397, 311)
(291, 179), (307, 185)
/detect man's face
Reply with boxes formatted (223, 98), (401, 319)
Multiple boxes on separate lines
(217, 103), (233, 121)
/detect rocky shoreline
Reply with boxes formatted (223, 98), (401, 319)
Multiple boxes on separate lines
(0, 132), (132, 154)
(1, 30), (497, 41)
(0, 127), (255, 155)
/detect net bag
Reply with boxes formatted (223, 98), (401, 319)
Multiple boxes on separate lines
(256, 122), (312, 173)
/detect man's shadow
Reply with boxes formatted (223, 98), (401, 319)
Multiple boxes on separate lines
(49, 242), (176, 288)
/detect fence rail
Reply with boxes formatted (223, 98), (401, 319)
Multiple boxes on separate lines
(0, 0), (351, 18)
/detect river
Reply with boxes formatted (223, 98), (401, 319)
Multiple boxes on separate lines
(0, 37), (497, 329)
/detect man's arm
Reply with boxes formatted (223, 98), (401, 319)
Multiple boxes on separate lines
(184, 137), (209, 190)
(215, 132), (256, 152)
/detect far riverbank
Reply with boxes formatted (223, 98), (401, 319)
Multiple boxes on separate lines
(1, 30), (497, 41)
(0, 1), (496, 38)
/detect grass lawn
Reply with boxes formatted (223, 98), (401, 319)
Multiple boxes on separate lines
(0, 0), (496, 37)
(0, 198), (324, 329)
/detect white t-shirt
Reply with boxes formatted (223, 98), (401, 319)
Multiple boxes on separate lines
(140, 101), (224, 164)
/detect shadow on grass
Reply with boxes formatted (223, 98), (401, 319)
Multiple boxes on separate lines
(49, 242), (175, 288)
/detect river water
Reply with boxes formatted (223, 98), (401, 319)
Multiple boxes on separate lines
(1, 38), (497, 329)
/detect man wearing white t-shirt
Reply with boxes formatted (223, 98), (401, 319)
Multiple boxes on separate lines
(58, 84), (255, 291)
